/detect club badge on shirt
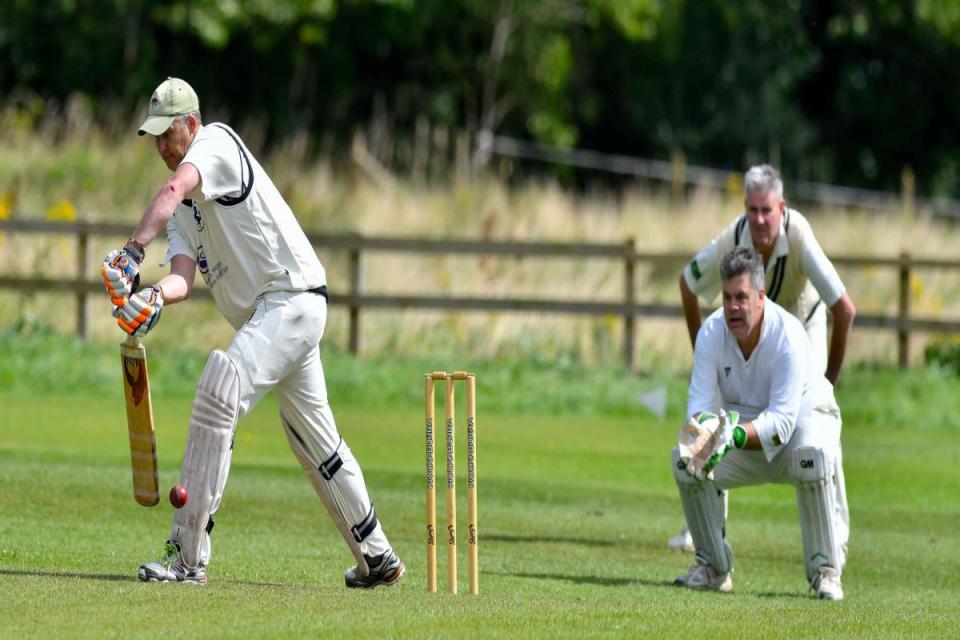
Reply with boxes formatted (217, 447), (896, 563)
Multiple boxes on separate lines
(196, 244), (229, 288)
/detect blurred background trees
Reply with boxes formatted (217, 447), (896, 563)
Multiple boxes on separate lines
(2, 0), (960, 197)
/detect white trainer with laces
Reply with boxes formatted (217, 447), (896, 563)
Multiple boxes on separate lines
(811, 566), (844, 600)
(667, 526), (695, 553)
(674, 562), (733, 592)
(138, 540), (207, 585)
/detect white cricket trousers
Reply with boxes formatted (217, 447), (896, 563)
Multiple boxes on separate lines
(225, 289), (390, 559)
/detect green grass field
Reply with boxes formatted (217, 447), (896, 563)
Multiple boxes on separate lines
(1, 337), (959, 638)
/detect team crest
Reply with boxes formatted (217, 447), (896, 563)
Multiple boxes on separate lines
(197, 245), (208, 274)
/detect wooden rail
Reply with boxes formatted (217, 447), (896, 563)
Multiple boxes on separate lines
(2, 218), (959, 369)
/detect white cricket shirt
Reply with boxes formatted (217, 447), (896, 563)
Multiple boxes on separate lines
(162, 123), (326, 328)
(682, 209), (845, 325)
(687, 300), (838, 462)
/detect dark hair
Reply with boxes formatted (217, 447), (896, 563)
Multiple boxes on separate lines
(719, 247), (764, 292)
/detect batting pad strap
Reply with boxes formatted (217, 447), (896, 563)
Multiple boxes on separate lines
(351, 506), (378, 543)
(319, 451), (344, 480)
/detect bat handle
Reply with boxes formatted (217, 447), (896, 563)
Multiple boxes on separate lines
(122, 335), (141, 348)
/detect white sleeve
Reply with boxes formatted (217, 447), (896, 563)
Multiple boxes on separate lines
(752, 331), (804, 461)
(160, 212), (195, 267)
(686, 319), (721, 419)
(800, 232), (845, 307)
(181, 127), (246, 203)
(682, 239), (722, 303)
(682, 218), (742, 303)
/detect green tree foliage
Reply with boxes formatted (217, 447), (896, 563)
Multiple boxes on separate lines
(1, 0), (959, 196)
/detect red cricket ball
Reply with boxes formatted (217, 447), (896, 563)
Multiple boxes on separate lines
(169, 483), (188, 509)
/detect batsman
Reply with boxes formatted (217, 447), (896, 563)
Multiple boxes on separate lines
(100, 77), (405, 588)
(672, 247), (846, 600)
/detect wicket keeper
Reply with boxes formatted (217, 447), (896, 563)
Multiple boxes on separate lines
(672, 247), (846, 599)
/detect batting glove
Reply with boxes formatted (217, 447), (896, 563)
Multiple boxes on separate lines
(100, 239), (145, 306)
(116, 285), (163, 337)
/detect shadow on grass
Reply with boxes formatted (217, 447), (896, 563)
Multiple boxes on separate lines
(0, 567), (291, 589)
(484, 533), (619, 548)
(496, 569), (675, 589)
(0, 568), (132, 582)
(754, 590), (809, 599)
(502, 569), (811, 599)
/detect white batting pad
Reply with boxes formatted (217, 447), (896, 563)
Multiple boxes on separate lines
(791, 446), (841, 580)
(282, 416), (388, 574)
(672, 447), (733, 574)
(171, 350), (240, 568)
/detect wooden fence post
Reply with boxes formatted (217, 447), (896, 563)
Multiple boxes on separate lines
(623, 237), (636, 370)
(349, 247), (363, 355)
(671, 150), (686, 202)
(898, 252), (910, 369)
(77, 229), (90, 340)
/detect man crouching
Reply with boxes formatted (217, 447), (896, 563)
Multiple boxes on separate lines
(672, 246), (845, 600)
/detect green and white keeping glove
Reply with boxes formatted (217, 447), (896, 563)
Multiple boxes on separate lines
(678, 409), (745, 481)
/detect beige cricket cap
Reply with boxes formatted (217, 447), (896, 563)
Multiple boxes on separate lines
(137, 77), (199, 136)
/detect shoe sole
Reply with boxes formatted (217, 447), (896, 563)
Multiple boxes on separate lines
(138, 569), (207, 585)
(673, 578), (733, 593)
(345, 561), (406, 589)
(139, 577), (208, 585)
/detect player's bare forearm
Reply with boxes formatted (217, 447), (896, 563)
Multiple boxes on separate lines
(155, 255), (197, 305)
(679, 274), (702, 348)
(826, 292), (856, 385)
(131, 163), (201, 247)
(738, 421), (762, 450)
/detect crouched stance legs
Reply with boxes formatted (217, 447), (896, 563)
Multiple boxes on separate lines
(791, 446), (844, 599)
(671, 447), (733, 591)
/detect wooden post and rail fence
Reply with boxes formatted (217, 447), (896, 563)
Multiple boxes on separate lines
(2, 218), (959, 370)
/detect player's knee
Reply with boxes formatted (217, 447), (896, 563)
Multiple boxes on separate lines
(194, 349), (240, 432)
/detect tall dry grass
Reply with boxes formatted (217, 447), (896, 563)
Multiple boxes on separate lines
(1, 103), (958, 372)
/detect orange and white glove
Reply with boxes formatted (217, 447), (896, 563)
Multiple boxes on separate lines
(100, 239), (144, 306)
(116, 285), (164, 337)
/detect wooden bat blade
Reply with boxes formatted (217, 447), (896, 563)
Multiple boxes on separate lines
(121, 336), (159, 507)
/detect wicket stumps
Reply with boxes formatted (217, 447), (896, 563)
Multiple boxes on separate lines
(425, 370), (478, 595)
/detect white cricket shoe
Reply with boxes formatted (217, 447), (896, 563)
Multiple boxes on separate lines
(811, 566), (844, 600)
(138, 540), (207, 585)
(344, 549), (405, 589)
(674, 562), (732, 592)
(667, 526), (695, 553)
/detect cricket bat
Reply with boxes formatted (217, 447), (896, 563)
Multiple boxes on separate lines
(120, 335), (159, 507)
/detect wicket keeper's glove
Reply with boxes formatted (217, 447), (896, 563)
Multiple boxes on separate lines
(116, 285), (163, 337)
(101, 238), (145, 306)
(684, 409), (744, 481)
